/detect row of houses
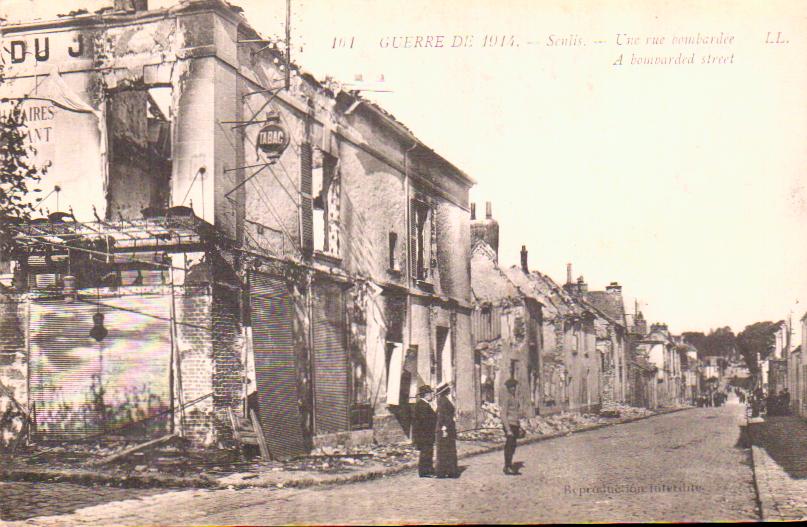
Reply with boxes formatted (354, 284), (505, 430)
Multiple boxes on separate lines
(0, 0), (700, 458)
(467, 205), (705, 419)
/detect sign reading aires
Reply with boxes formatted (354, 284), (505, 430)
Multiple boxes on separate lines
(256, 114), (289, 160)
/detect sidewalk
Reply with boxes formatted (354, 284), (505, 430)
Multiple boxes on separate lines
(2, 406), (691, 492)
(748, 415), (807, 521)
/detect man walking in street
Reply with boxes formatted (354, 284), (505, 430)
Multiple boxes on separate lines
(500, 377), (522, 475)
(412, 384), (437, 477)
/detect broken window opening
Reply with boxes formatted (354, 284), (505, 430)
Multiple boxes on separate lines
(410, 199), (431, 281)
(312, 150), (340, 257)
(106, 86), (173, 221)
(388, 231), (398, 271)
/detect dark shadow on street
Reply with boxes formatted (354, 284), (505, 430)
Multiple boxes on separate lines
(748, 415), (807, 479)
(735, 424), (751, 449)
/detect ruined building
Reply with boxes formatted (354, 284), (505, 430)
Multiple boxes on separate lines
(634, 323), (683, 407)
(565, 270), (629, 410)
(470, 205), (541, 420)
(0, 0), (474, 455)
(503, 254), (603, 415)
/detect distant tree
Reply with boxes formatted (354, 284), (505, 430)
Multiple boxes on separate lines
(710, 326), (736, 358)
(736, 321), (779, 373)
(683, 331), (707, 356)
(684, 327), (736, 359)
(1, 64), (47, 256)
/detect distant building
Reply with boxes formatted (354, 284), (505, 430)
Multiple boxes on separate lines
(579, 279), (629, 410)
(635, 324), (683, 407)
(788, 334), (804, 417)
(626, 310), (657, 409)
(506, 261), (603, 415)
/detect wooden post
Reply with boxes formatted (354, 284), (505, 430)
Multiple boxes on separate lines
(249, 408), (271, 460)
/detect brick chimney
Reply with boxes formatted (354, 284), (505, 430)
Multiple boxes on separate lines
(632, 311), (647, 336)
(566, 263), (572, 285)
(520, 245), (528, 273)
(114, 0), (148, 11)
(606, 281), (622, 295)
(576, 276), (588, 294)
(470, 201), (499, 261)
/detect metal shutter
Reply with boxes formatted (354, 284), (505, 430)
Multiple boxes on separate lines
(300, 143), (314, 255)
(29, 296), (171, 440)
(249, 272), (306, 459)
(312, 282), (349, 434)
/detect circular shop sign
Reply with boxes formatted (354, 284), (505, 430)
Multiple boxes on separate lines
(256, 122), (289, 159)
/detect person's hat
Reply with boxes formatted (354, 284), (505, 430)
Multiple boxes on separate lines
(435, 382), (451, 395)
(505, 378), (518, 388)
(417, 384), (433, 396)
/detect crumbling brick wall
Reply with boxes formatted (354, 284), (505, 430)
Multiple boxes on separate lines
(174, 285), (215, 446)
(211, 283), (243, 446)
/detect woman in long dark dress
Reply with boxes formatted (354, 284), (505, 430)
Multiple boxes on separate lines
(434, 383), (459, 478)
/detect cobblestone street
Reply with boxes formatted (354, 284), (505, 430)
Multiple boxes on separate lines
(3, 404), (759, 525)
(749, 414), (807, 520)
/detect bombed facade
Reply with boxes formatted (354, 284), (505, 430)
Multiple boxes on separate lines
(469, 207), (541, 419)
(473, 208), (609, 417)
(0, 0), (474, 455)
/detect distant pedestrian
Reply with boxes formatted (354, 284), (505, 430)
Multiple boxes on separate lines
(481, 375), (495, 404)
(412, 384), (437, 478)
(434, 382), (459, 478)
(500, 378), (523, 475)
(782, 388), (791, 414)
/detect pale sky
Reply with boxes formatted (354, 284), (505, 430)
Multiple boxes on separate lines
(2, 0), (806, 337)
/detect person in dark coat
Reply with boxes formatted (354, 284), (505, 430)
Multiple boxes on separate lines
(412, 384), (437, 477)
(434, 382), (459, 478)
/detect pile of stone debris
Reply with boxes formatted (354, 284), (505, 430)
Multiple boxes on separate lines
(298, 442), (419, 471)
(457, 401), (657, 442)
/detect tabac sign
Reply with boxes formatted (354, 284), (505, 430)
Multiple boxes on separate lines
(256, 114), (289, 160)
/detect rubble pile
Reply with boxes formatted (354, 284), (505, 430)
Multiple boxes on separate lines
(608, 404), (654, 419)
(457, 401), (663, 442)
(522, 412), (597, 435)
(297, 441), (418, 472)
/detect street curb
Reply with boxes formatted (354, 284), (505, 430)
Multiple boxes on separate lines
(0, 467), (216, 490)
(749, 445), (772, 521)
(745, 415), (772, 521)
(0, 407), (691, 492)
(221, 406), (692, 490)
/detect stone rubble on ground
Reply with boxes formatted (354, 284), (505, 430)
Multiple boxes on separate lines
(458, 401), (659, 442)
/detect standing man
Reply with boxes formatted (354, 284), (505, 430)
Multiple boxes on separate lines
(500, 378), (522, 475)
(434, 382), (459, 478)
(412, 384), (437, 478)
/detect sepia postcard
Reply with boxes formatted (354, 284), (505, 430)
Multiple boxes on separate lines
(0, 0), (805, 524)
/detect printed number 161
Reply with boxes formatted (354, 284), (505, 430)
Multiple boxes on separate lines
(332, 37), (355, 49)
